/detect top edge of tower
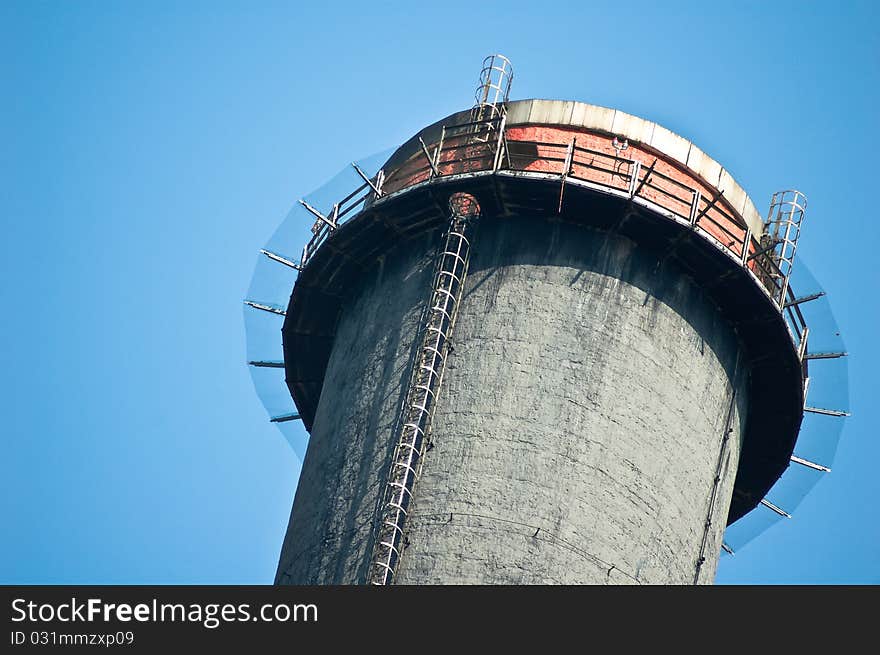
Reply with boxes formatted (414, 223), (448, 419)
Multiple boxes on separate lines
(381, 97), (765, 237)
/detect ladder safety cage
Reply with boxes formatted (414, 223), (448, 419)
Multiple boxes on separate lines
(764, 190), (807, 308)
(473, 54), (513, 124)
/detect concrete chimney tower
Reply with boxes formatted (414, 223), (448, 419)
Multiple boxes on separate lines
(245, 56), (848, 584)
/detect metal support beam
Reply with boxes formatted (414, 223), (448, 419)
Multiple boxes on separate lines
(784, 291), (825, 308)
(418, 137), (440, 178)
(375, 169), (385, 197)
(270, 413), (301, 423)
(790, 455), (831, 472)
(492, 115), (508, 172)
(805, 351), (848, 360)
(299, 199), (337, 229)
(797, 326), (810, 362)
(261, 248), (301, 270)
(557, 137), (576, 213)
(630, 159), (657, 199)
(741, 227), (752, 266)
(435, 126), (446, 170)
(689, 189), (702, 226)
(804, 406), (850, 417)
(626, 160), (640, 195)
(352, 162), (384, 198)
(760, 498), (792, 518)
(244, 300), (286, 316)
(692, 188), (725, 225)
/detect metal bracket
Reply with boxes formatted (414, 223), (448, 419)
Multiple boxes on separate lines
(557, 137), (576, 213)
(760, 498), (792, 518)
(798, 325), (810, 362)
(630, 159), (657, 199)
(626, 160), (641, 197)
(797, 326), (810, 362)
(261, 248), (302, 270)
(270, 413), (301, 423)
(804, 406), (850, 417)
(299, 199), (337, 230)
(790, 455), (831, 472)
(689, 190), (702, 226)
(243, 300), (286, 316)
(784, 291), (825, 308)
(375, 169), (386, 197)
(692, 188), (725, 225)
(352, 162), (384, 198)
(804, 351), (848, 360)
(741, 227), (752, 266)
(435, 126), (446, 170)
(418, 137), (440, 178)
(492, 114), (508, 172)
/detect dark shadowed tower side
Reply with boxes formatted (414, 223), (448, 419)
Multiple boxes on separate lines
(269, 56), (819, 584)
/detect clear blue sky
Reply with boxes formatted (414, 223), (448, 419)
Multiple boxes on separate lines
(2, 1), (877, 584)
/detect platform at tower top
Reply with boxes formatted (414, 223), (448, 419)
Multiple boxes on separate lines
(280, 96), (809, 527)
(384, 98), (765, 237)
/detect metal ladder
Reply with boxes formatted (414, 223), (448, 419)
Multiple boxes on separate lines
(469, 54), (513, 142)
(764, 190), (807, 308)
(368, 192), (481, 585)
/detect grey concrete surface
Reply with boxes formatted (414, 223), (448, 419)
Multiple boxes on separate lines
(276, 214), (748, 585)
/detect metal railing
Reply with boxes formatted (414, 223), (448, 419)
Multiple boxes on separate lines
(297, 163), (386, 268)
(295, 122), (805, 356)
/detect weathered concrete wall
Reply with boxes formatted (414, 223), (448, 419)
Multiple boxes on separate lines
(276, 215), (748, 585)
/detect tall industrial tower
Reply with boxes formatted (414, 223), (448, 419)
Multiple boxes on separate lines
(245, 56), (849, 584)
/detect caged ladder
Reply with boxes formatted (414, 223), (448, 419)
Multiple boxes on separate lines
(368, 192), (482, 585)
